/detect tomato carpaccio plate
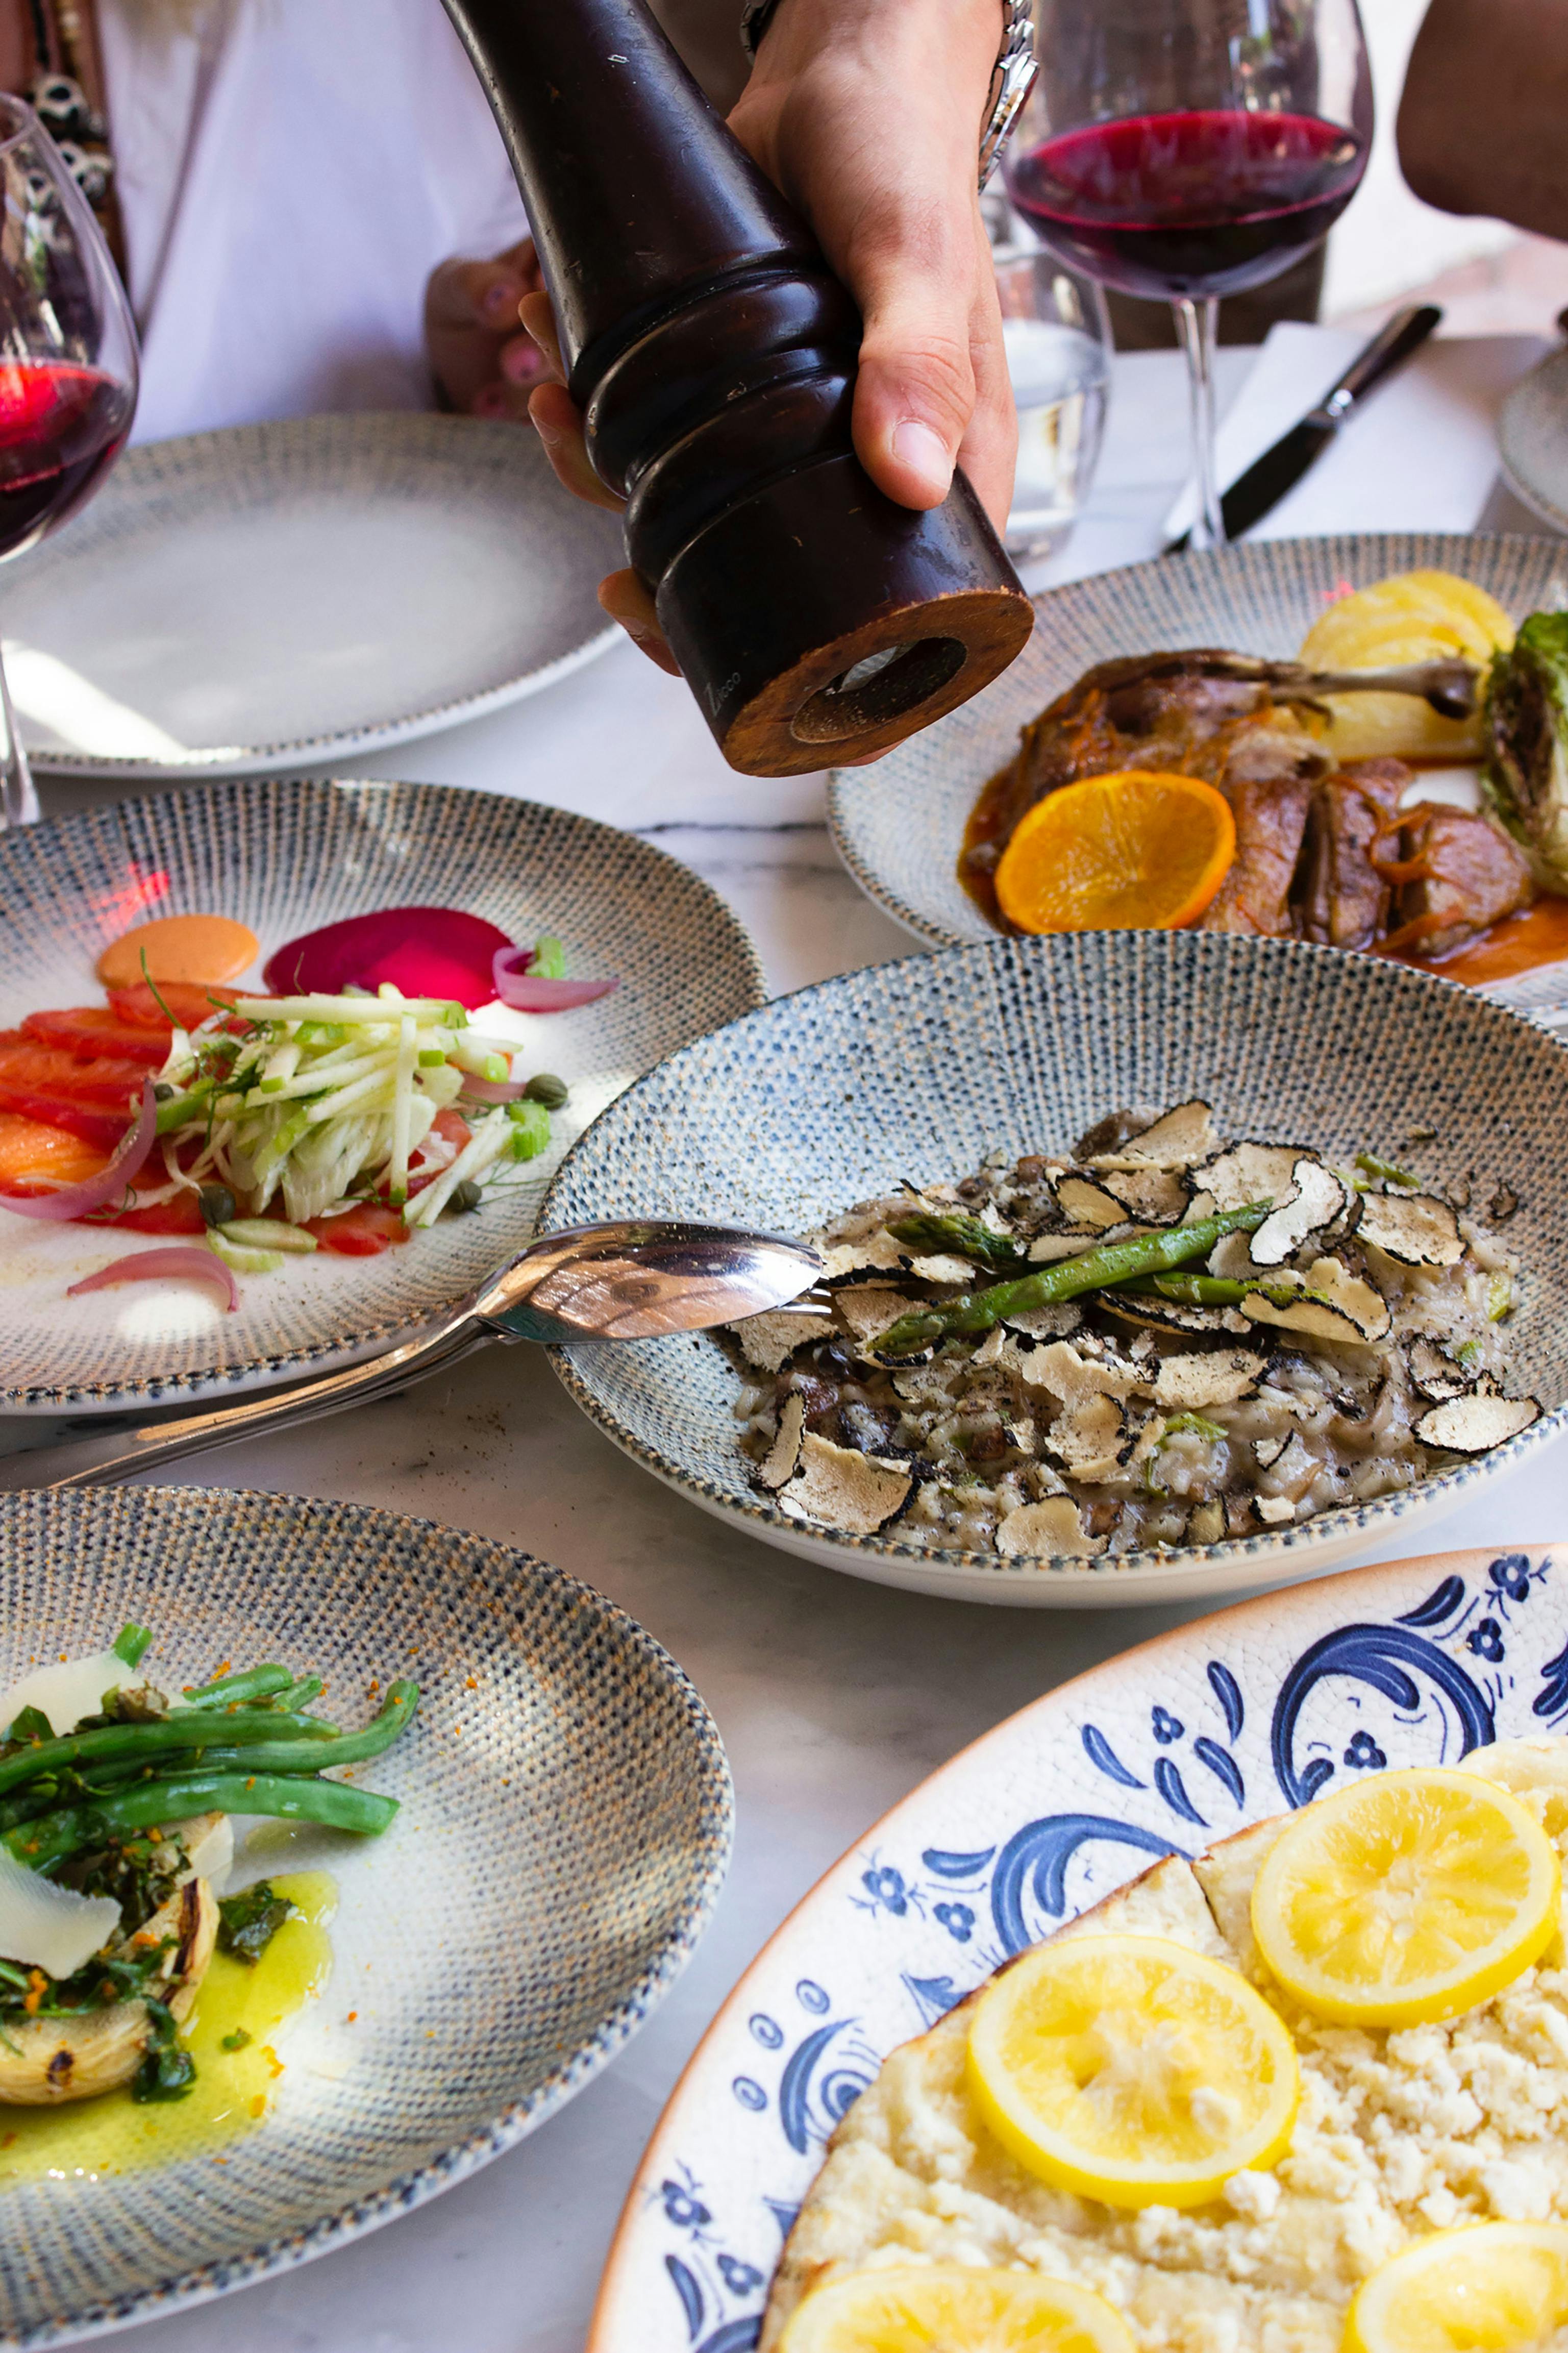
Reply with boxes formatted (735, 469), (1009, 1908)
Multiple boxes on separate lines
(0, 990), (471, 1255)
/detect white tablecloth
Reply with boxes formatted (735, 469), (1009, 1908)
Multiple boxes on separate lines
(39, 332), (1568, 2353)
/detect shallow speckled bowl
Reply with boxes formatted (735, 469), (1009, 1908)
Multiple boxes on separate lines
(0, 774), (763, 1413)
(542, 931), (1568, 1608)
(829, 531), (1568, 992)
(0, 414), (623, 776)
(589, 1541), (1566, 2353)
(0, 1486), (732, 2348)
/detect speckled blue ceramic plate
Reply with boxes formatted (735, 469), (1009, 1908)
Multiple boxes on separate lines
(829, 532), (1568, 1017)
(0, 1484), (731, 2349)
(0, 415), (623, 777)
(543, 931), (1568, 1608)
(589, 1540), (1563, 2353)
(0, 774), (764, 1414)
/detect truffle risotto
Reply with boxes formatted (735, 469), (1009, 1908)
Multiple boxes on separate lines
(726, 1101), (1538, 1558)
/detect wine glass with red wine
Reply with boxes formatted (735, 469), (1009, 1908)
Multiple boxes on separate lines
(0, 95), (137, 826)
(1006, 0), (1371, 550)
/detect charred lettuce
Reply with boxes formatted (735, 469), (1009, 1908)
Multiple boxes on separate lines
(1483, 610), (1568, 890)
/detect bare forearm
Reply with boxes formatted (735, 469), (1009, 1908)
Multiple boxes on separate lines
(1398, 0), (1568, 236)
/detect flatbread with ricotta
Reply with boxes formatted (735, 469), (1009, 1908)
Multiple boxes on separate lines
(762, 1736), (1568, 2353)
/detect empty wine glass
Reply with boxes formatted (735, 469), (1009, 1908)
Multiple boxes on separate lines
(1006, 0), (1372, 551)
(0, 95), (137, 827)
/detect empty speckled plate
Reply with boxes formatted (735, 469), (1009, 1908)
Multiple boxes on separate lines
(0, 415), (623, 776)
(589, 1542), (1563, 2353)
(542, 931), (1568, 1608)
(829, 532), (1568, 1001)
(0, 775), (764, 1413)
(1500, 349), (1568, 536)
(0, 1485), (732, 2348)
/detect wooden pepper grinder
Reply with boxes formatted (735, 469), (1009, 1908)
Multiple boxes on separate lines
(442, 0), (1034, 776)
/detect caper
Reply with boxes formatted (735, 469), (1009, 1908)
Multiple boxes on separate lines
(449, 1179), (484, 1213)
(198, 1184), (237, 1229)
(522, 1073), (569, 1109)
(152, 1082), (176, 1103)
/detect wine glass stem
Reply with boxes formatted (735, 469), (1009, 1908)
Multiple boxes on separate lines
(0, 634), (37, 828)
(1174, 295), (1225, 551)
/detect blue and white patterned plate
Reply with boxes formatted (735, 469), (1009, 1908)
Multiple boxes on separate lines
(0, 774), (764, 1413)
(828, 531), (1568, 1021)
(589, 1540), (1565, 2353)
(0, 415), (623, 777)
(543, 930), (1568, 1608)
(0, 1484), (732, 2348)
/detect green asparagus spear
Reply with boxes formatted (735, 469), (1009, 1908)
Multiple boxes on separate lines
(870, 1201), (1273, 1357)
(885, 1213), (1028, 1270)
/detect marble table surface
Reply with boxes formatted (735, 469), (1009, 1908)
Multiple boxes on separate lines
(31, 336), (1568, 2353)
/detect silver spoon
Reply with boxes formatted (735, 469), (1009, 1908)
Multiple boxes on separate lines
(0, 1219), (822, 1492)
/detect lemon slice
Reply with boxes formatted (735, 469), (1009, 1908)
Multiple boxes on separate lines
(1251, 1767), (1560, 2028)
(1344, 2222), (1568, 2351)
(776, 2265), (1136, 2353)
(964, 1933), (1299, 2210)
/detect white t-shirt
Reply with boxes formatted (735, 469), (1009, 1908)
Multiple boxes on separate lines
(98, 0), (529, 444)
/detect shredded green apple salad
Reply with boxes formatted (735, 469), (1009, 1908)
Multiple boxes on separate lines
(150, 970), (567, 1271)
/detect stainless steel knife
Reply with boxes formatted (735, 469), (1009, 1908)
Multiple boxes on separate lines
(1164, 304), (1443, 554)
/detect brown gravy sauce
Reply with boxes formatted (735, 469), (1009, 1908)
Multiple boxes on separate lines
(958, 758), (1568, 986)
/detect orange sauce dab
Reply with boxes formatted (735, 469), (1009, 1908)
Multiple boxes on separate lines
(1378, 893), (1568, 986)
(96, 914), (258, 991)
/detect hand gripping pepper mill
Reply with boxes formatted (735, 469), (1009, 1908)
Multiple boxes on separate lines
(442, 0), (1034, 777)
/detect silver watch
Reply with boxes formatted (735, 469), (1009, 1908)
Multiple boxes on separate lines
(739, 0), (1037, 191)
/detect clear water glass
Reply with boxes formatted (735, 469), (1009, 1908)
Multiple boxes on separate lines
(995, 250), (1110, 561)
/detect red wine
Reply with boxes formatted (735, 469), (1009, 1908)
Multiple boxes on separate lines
(0, 361), (133, 559)
(1008, 110), (1366, 303)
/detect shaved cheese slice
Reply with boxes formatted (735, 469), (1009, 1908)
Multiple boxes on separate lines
(0, 1648), (129, 1739)
(0, 1846), (120, 1980)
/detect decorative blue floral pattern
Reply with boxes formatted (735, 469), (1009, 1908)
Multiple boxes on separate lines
(624, 1552), (1566, 2353)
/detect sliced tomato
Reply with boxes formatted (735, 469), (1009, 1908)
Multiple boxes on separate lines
(399, 1106), (473, 1202)
(303, 1201), (410, 1255)
(0, 1111), (109, 1194)
(107, 981), (241, 1032)
(95, 1192), (207, 1235)
(20, 1008), (171, 1065)
(431, 1108), (472, 1153)
(0, 1035), (144, 1150)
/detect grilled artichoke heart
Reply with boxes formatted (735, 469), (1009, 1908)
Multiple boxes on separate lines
(0, 1868), (219, 2106)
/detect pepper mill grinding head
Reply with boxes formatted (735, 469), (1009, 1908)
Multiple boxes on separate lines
(443, 0), (1034, 776)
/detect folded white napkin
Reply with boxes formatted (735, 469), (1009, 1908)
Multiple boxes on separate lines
(1161, 320), (1552, 543)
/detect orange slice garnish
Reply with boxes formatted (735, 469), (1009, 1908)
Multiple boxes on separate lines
(994, 770), (1236, 935)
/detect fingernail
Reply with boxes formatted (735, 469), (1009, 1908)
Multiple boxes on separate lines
(891, 419), (954, 499)
(482, 280), (519, 322)
(623, 623), (680, 676)
(502, 340), (542, 386)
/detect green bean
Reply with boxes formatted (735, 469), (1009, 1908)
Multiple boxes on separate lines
(273, 1676), (325, 1715)
(179, 1664), (294, 1709)
(0, 1706), (337, 1799)
(6, 1773), (398, 1872)
(886, 1213), (1028, 1270)
(66, 1686), (417, 1784)
(870, 1202), (1273, 1358)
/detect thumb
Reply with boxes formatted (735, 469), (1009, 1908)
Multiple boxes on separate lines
(848, 216), (978, 510)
